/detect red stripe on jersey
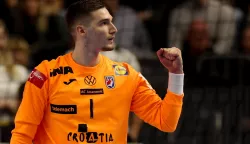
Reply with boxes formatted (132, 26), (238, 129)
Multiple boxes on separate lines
(28, 69), (47, 88)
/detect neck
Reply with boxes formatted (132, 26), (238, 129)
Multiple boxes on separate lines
(72, 41), (101, 67)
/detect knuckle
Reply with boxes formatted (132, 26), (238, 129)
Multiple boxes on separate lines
(175, 48), (181, 54)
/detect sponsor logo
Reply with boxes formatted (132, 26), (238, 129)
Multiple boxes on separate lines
(28, 69), (47, 88)
(64, 79), (76, 85)
(50, 104), (77, 114)
(67, 132), (114, 143)
(50, 66), (73, 77)
(113, 65), (128, 76)
(84, 75), (96, 86)
(67, 124), (114, 143)
(104, 76), (115, 89)
(80, 89), (104, 95)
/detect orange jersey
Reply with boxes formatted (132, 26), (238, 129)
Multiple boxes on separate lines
(10, 52), (184, 144)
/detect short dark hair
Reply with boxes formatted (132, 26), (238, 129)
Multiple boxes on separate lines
(65, 0), (105, 31)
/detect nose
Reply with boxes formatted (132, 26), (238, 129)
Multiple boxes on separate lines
(109, 23), (117, 35)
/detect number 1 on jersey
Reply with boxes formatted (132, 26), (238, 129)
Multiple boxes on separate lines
(90, 99), (94, 119)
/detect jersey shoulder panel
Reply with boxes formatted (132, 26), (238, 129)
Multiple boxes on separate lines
(28, 54), (69, 88)
(34, 54), (68, 76)
(102, 54), (138, 77)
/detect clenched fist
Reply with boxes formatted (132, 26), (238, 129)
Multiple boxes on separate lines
(157, 47), (183, 74)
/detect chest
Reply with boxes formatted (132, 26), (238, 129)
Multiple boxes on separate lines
(47, 72), (134, 122)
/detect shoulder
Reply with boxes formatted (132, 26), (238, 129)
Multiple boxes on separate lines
(27, 53), (73, 89)
(30, 53), (70, 79)
(102, 54), (139, 76)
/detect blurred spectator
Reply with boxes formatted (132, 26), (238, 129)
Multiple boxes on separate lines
(236, 2), (250, 52)
(182, 19), (212, 85)
(0, 19), (29, 116)
(137, 10), (153, 22)
(18, 0), (40, 45)
(103, 0), (154, 59)
(238, 25), (250, 54)
(18, 0), (70, 69)
(41, 0), (66, 17)
(0, 20), (29, 142)
(237, 2), (250, 28)
(0, 0), (23, 34)
(168, 0), (236, 55)
(7, 36), (30, 68)
(183, 20), (212, 56)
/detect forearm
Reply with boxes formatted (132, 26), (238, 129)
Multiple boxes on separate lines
(151, 72), (184, 132)
(159, 72), (184, 132)
(131, 61), (184, 133)
(160, 90), (183, 132)
(133, 73), (184, 132)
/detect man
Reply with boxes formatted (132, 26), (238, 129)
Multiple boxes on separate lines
(168, 0), (236, 55)
(10, 0), (184, 144)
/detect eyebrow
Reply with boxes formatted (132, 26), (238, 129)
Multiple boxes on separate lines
(98, 17), (113, 23)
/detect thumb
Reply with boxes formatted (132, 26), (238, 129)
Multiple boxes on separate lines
(156, 48), (164, 58)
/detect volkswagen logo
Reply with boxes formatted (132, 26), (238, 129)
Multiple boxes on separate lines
(84, 75), (96, 86)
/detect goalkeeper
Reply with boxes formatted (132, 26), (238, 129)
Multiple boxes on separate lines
(10, 0), (184, 143)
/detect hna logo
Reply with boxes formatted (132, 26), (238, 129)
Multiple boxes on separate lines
(50, 66), (73, 77)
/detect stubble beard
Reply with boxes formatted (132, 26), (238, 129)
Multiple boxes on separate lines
(101, 44), (115, 51)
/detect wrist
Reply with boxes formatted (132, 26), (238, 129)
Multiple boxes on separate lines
(168, 72), (184, 95)
(169, 68), (184, 74)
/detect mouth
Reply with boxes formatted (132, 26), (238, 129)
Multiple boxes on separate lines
(108, 37), (115, 43)
(108, 37), (114, 40)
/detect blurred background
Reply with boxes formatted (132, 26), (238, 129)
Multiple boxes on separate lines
(1, 0), (250, 143)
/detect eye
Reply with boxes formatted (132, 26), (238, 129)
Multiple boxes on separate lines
(101, 21), (108, 26)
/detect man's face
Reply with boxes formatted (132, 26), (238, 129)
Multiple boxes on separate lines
(0, 27), (7, 50)
(80, 8), (117, 52)
(24, 0), (39, 17)
(187, 20), (210, 54)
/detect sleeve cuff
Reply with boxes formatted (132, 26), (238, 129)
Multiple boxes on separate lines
(168, 72), (184, 95)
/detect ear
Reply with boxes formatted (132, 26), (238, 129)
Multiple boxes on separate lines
(76, 25), (86, 36)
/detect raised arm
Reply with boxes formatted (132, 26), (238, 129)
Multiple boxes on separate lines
(130, 48), (184, 132)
